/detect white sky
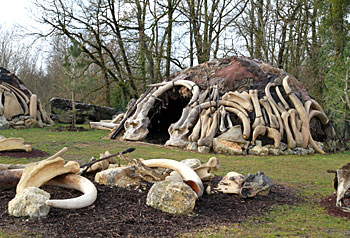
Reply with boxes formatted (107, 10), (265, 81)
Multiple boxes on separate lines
(0, 0), (33, 28)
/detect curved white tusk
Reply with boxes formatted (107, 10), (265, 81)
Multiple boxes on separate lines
(45, 174), (97, 209)
(275, 86), (290, 110)
(142, 159), (204, 197)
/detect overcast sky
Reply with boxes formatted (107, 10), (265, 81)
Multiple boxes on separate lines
(0, 0), (34, 28)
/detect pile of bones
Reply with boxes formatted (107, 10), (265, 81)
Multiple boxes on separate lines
(1, 147), (273, 216)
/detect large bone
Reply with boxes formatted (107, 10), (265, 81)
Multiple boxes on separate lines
(188, 110), (204, 142)
(308, 109), (329, 125)
(282, 76), (310, 149)
(37, 98), (54, 125)
(198, 110), (219, 147)
(0, 84), (29, 115)
(2, 82), (30, 104)
(275, 86), (290, 110)
(252, 125), (267, 145)
(0, 138), (32, 152)
(198, 109), (212, 143)
(16, 157), (80, 194)
(4, 91), (24, 120)
(265, 83), (284, 138)
(281, 111), (296, 149)
(267, 127), (281, 148)
(142, 159), (204, 197)
(194, 157), (220, 181)
(29, 94), (37, 120)
(288, 109), (304, 147)
(330, 163), (350, 212)
(222, 91), (253, 112)
(260, 96), (279, 129)
(265, 82), (284, 114)
(249, 89), (265, 129)
(45, 174), (97, 209)
(215, 171), (245, 194)
(219, 106), (228, 133)
(0, 89), (4, 115)
(225, 107), (251, 139)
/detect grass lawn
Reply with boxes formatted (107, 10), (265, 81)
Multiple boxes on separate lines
(1, 125), (350, 237)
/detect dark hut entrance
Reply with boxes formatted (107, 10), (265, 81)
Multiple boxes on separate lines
(145, 86), (191, 144)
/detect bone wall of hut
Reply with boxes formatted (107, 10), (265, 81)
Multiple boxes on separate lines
(116, 56), (335, 154)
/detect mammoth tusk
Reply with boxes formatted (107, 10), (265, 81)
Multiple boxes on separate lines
(225, 107), (251, 139)
(226, 112), (233, 128)
(152, 79), (200, 106)
(275, 86), (290, 110)
(281, 111), (296, 149)
(265, 82), (284, 114)
(282, 76), (309, 148)
(309, 109), (329, 125)
(198, 109), (212, 143)
(249, 89), (265, 129)
(252, 125), (267, 145)
(142, 159), (204, 197)
(288, 109), (304, 147)
(267, 127), (281, 148)
(304, 100), (312, 116)
(45, 174), (97, 209)
(218, 100), (248, 117)
(188, 111), (203, 142)
(260, 96), (279, 129)
(219, 106), (228, 133)
(198, 110), (219, 147)
(222, 91), (253, 112)
(264, 89), (284, 138)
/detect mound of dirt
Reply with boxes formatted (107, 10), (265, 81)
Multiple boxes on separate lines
(321, 194), (350, 218)
(0, 179), (301, 238)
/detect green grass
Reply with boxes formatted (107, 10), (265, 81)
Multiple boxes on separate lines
(1, 125), (350, 237)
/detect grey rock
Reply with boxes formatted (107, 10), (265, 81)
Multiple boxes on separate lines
(95, 166), (141, 187)
(146, 180), (197, 214)
(217, 125), (249, 149)
(8, 187), (50, 218)
(0, 115), (9, 129)
(241, 172), (273, 198)
(180, 159), (201, 169)
(50, 97), (118, 124)
(248, 145), (269, 156)
(186, 142), (198, 151)
(198, 146), (210, 154)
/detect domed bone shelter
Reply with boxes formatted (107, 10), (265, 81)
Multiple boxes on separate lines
(0, 67), (53, 129)
(110, 57), (335, 154)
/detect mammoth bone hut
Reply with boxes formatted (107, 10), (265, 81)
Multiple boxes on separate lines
(108, 56), (336, 155)
(0, 67), (53, 129)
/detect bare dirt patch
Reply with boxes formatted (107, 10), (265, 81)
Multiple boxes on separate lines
(0, 177), (302, 238)
(320, 193), (350, 218)
(0, 149), (49, 158)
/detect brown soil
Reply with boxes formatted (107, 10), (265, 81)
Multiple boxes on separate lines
(0, 149), (49, 158)
(0, 178), (302, 238)
(320, 193), (350, 218)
